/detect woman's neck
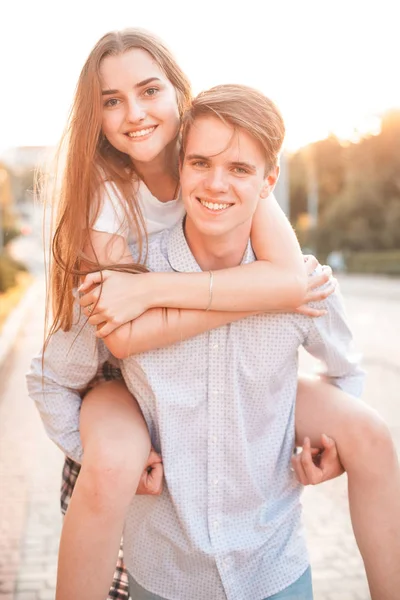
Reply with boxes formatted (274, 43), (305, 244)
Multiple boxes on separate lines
(133, 142), (180, 203)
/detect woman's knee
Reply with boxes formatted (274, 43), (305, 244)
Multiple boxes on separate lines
(79, 436), (149, 510)
(339, 407), (396, 474)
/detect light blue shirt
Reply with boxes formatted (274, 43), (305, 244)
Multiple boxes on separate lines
(27, 220), (365, 599)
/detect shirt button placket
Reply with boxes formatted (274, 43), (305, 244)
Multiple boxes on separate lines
(207, 328), (224, 552)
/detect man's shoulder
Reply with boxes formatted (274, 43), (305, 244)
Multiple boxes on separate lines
(146, 228), (173, 272)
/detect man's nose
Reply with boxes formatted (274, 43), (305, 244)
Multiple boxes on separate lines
(204, 169), (229, 193)
(126, 97), (146, 123)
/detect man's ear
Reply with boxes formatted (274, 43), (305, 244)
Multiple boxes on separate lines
(260, 165), (280, 198)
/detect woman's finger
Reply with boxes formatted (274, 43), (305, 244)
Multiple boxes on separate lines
(304, 255), (319, 275)
(307, 281), (337, 303)
(296, 306), (328, 318)
(78, 270), (108, 292)
(79, 287), (101, 309)
(96, 320), (121, 339)
(87, 313), (106, 326)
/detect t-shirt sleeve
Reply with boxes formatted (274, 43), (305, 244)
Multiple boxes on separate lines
(92, 182), (130, 239)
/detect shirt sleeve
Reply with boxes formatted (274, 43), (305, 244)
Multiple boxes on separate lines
(302, 281), (366, 398)
(26, 300), (112, 463)
(92, 181), (130, 240)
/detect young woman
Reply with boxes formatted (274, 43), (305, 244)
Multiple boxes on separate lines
(29, 28), (400, 600)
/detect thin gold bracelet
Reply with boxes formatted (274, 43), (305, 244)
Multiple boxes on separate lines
(205, 270), (214, 311)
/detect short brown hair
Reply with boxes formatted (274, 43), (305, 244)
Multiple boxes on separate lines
(181, 84), (285, 172)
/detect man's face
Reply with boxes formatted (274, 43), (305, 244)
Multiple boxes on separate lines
(180, 115), (278, 239)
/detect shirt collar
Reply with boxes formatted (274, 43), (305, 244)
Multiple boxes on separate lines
(167, 218), (255, 273)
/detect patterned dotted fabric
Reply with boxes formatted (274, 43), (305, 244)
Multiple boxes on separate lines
(27, 220), (364, 599)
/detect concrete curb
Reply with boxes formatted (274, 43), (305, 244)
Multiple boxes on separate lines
(0, 277), (43, 368)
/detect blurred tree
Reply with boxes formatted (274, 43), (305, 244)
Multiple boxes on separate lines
(288, 109), (400, 256)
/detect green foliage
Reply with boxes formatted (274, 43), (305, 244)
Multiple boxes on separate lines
(289, 109), (400, 264)
(0, 253), (27, 293)
(346, 250), (400, 275)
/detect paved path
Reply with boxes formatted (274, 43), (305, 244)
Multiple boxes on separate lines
(0, 274), (399, 599)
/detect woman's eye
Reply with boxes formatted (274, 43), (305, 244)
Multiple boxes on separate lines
(104, 98), (120, 108)
(144, 87), (159, 97)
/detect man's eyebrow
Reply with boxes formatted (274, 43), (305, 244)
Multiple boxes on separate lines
(101, 77), (161, 96)
(230, 161), (257, 171)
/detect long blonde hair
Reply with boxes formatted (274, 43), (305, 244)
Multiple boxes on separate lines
(44, 28), (191, 334)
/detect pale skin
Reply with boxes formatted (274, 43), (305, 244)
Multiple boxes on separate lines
(55, 52), (400, 600)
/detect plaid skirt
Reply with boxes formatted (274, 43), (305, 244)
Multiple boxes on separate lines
(60, 362), (130, 600)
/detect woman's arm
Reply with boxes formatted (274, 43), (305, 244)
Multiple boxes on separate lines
(85, 262), (333, 357)
(102, 307), (255, 359)
(251, 193), (305, 277)
(80, 194), (307, 323)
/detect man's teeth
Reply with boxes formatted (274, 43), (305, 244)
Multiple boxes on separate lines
(127, 127), (156, 138)
(200, 200), (230, 211)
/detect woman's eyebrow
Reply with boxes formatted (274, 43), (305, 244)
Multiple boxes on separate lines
(185, 154), (209, 161)
(102, 77), (162, 96)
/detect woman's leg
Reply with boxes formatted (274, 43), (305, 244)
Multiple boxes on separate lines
(56, 380), (152, 600)
(296, 375), (400, 600)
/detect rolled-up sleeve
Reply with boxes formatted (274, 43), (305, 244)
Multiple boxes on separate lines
(303, 285), (365, 398)
(26, 303), (111, 463)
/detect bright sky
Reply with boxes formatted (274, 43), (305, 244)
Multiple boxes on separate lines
(1, 0), (399, 153)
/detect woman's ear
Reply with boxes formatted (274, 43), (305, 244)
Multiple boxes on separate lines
(260, 165), (280, 198)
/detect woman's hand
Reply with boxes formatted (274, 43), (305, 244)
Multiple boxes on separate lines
(78, 270), (153, 335)
(295, 256), (337, 317)
(291, 434), (345, 486)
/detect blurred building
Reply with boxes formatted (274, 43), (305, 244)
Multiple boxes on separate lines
(0, 146), (49, 171)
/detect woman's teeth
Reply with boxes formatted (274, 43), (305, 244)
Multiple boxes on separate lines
(127, 126), (156, 138)
(200, 200), (230, 211)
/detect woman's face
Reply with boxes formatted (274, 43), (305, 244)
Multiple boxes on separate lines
(100, 48), (181, 165)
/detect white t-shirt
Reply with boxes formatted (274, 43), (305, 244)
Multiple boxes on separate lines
(92, 181), (185, 243)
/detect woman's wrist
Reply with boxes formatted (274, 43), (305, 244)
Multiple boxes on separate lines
(145, 271), (210, 311)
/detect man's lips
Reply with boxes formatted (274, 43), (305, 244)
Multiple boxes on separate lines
(197, 198), (233, 212)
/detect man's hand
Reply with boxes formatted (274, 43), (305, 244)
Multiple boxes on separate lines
(136, 448), (164, 496)
(295, 256), (337, 318)
(291, 434), (345, 486)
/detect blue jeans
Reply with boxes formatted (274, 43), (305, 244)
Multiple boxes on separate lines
(128, 566), (313, 599)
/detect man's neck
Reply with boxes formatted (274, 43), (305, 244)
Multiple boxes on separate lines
(184, 217), (252, 271)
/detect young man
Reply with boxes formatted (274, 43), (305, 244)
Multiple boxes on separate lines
(28, 85), (365, 600)
(117, 85), (364, 600)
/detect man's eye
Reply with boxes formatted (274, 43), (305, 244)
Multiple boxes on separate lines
(233, 167), (248, 174)
(192, 161), (208, 168)
(104, 98), (120, 108)
(144, 87), (159, 97)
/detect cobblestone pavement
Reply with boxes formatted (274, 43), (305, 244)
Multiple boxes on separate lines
(0, 274), (399, 600)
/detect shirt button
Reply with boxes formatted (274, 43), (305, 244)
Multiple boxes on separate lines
(213, 520), (219, 529)
(212, 343), (219, 350)
(213, 390), (219, 396)
(213, 477), (219, 485)
(211, 435), (218, 444)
